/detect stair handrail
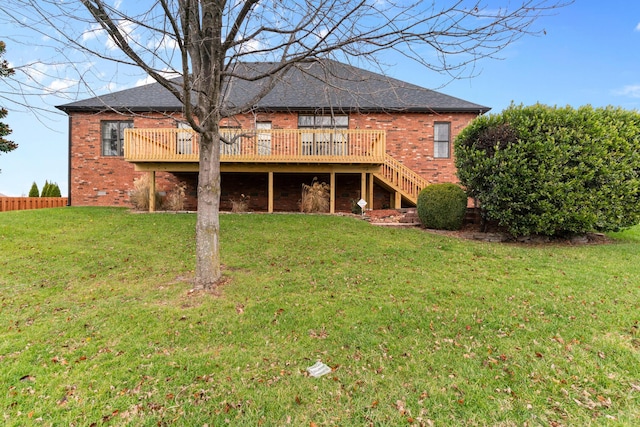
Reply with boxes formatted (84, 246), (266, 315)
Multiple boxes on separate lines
(377, 155), (429, 203)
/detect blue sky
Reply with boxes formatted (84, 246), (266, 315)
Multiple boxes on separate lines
(1, 1), (639, 197)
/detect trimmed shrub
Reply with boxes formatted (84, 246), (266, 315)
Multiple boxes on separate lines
(28, 182), (39, 197)
(417, 183), (467, 230)
(455, 103), (640, 236)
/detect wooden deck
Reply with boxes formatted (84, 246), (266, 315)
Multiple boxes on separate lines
(124, 128), (386, 164)
(124, 127), (428, 212)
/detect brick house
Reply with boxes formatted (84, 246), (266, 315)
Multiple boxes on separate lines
(56, 60), (489, 212)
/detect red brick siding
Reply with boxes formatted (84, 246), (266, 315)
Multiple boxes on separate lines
(68, 110), (479, 209)
(349, 112), (478, 184)
(227, 111), (477, 184)
(69, 111), (184, 207)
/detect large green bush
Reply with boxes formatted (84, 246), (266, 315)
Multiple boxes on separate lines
(416, 183), (467, 230)
(455, 104), (640, 236)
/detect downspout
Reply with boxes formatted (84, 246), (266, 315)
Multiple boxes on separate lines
(67, 114), (72, 207)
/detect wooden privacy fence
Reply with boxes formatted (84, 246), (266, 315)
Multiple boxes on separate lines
(0, 197), (68, 212)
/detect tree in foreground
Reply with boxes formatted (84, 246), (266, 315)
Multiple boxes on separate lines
(455, 103), (640, 237)
(3, 0), (570, 290)
(0, 40), (17, 163)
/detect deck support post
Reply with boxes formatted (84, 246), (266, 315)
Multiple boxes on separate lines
(394, 191), (402, 209)
(268, 172), (274, 213)
(329, 171), (335, 214)
(361, 172), (367, 208)
(367, 173), (374, 211)
(148, 171), (156, 213)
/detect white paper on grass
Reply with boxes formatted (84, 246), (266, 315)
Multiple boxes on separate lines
(307, 361), (332, 377)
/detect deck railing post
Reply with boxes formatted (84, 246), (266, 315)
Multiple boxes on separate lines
(149, 171), (156, 213)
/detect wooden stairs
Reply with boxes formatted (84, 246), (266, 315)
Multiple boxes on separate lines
(374, 154), (429, 206)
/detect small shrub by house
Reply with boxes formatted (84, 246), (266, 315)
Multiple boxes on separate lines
(417, 183), (467, 230)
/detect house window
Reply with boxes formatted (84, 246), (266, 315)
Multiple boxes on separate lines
(434, 122), (450, 158)
(101, 121), (133, 156)
(220, 126), (241, 155)
(298, 114), (348, 155)
(256, 122), (272, 155)
(176, 122), (194, 154)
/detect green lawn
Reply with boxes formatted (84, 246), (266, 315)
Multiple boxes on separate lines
(1, 207), (639, 426)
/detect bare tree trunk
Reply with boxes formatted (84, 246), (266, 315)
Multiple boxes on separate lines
(194, 128), (222, 290)
(185, 1), (224, 291)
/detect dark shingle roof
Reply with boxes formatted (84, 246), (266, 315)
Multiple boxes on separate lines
(56, 59), (490, 114)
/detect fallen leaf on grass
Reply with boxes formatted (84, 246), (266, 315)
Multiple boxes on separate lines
(596, 395), (612, 407)
(51, 356), (68, 365)
(309, 327), (328, 339)
(272, 308), (284, 323)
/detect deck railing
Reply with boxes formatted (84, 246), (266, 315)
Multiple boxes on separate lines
(125, 128), (386, 163)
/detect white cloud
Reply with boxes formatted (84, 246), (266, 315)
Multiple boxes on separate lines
(147, 35), (179, 51)
(135, 75), (156, 87)
(105, 19), (137, 51)
(237, 38), (264, 54)
(614, 84), (640, 98)
(82, 24), (104, 42)
(81, 20), (136, 51)
(47, 78), (76, 93)
(635, 22), (640, 32)
(24, 62), (54, 85)
(135, 70), (180, 87)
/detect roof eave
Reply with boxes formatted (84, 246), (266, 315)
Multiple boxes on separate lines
(55, 105), (185, 114)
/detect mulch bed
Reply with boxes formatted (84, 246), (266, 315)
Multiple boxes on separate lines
(365, 209), (612, 245)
